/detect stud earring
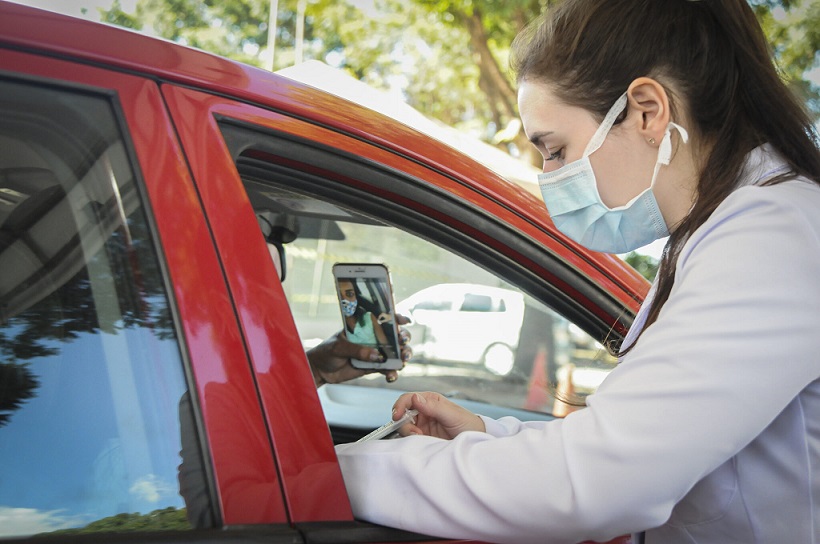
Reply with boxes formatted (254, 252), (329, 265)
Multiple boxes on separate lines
(648, 137), (656, 145)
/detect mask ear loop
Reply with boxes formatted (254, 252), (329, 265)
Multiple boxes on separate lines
(651, 122), (690, 187)
(583, 92), (629, 157)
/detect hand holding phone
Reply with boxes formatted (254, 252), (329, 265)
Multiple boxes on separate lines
(332, 263), (403, 370)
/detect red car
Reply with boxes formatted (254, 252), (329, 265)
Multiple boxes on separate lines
(0, 2), (647, 543)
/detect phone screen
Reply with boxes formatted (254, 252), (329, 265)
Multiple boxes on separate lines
(332, 263), (402, 369)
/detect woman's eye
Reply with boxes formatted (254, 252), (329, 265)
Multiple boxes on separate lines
(546, 148), (564, 162)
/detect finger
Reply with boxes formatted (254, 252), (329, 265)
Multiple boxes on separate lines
(391, 392), (417, 418)
(397, 422), (422, 437)
(400, 345), (413, 363)
(395, 313), (410, 325)
(410, 391), (443, 419)
(398, 328), (411, 346)
(331, 334), (381, 362)
(381, 369), (399, 383)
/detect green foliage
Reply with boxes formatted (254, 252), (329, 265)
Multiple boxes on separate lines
(623, 252), (660, 282)
(48, 507), (190, 534)
(0, 362), (39, 428)
(130, 0), (269, 65)
(751, 0), (820, 116)
(97, 0), (818, 135)
(98, 0), (142, 29)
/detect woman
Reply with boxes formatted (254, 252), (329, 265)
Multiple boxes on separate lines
(336, 278), (393, 354)
(335, 1), (820, 543)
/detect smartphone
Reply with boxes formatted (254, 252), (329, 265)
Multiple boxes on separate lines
(332, 263), (402, 370)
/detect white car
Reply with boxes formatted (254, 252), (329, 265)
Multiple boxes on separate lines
(396, 283), (525, 376)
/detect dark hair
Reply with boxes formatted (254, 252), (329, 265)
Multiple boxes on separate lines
(511, 0), (820, 351)
(337, 277), (368, 327)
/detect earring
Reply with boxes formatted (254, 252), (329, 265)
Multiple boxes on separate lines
(648, 137), (656, 145)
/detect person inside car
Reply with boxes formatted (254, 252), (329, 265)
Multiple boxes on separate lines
(334, 1), (820, 543)
(259, 214), (411, 385)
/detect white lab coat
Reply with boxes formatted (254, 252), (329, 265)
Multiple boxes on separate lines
(335, 145), (820, 544)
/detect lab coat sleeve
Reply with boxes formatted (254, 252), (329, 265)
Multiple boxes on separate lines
(335, 181), (820, 544)
(482, 415), (549, 437)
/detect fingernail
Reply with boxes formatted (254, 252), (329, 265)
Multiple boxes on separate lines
(386, 375), (397, 383)
(368, 350), (380, 361)
(414, 393), (427, 404)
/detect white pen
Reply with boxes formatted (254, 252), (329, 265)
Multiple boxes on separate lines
(357, 409), (419, 442)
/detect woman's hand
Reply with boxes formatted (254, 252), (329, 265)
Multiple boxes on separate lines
(393, 392), (486, 439)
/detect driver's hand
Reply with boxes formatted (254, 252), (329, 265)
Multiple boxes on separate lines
(306, 315), (412, 386)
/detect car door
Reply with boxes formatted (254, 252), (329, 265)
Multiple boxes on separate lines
(162, 76), (641, 544)
(0, 49), (299, 542)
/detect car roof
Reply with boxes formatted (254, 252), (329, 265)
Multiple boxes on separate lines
(0, 0), (649, 307)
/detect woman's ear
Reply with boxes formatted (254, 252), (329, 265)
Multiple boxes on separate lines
(627, 77), (670, 146)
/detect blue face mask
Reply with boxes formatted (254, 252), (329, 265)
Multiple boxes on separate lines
(538, 92), (688, 254)
(340, 298), (358, 317)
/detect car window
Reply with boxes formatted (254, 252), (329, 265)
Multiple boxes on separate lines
(220, 121), (617, 439)
(284, 220), (615, 408)
(460, 293), (494, 312)
(0, 78), (197, 537)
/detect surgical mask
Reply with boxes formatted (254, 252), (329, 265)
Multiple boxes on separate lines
(538, 92), (688, 254)
(340, 298), (358, 317)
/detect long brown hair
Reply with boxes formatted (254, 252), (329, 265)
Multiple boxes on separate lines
(511, 0), (820, 351)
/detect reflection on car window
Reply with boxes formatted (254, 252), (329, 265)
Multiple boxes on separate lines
(0, 79), (195, 537)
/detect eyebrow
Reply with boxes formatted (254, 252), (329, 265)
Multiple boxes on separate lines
(528, 130), (554, 146)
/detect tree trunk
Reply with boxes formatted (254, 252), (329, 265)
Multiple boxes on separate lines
(458, 6), (542, 168)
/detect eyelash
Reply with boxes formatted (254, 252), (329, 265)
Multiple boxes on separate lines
(545, 147), (564, 162)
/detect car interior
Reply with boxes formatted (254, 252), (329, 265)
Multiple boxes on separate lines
(220, 119), (623, 443)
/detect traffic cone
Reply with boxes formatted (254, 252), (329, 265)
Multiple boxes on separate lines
(524, 345), (550, 411)
(552, 364), (578, 418)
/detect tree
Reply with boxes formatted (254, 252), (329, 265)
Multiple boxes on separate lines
(0, 361), (39, 428)
(405, 0), (549, 165)
(100, 0), (818, 168)
(751, 0), (820, 115)
(46, 507), (189, 534)
(98, 0), (142, 29)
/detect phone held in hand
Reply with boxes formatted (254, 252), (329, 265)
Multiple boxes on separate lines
(332, 263), (403, 370)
